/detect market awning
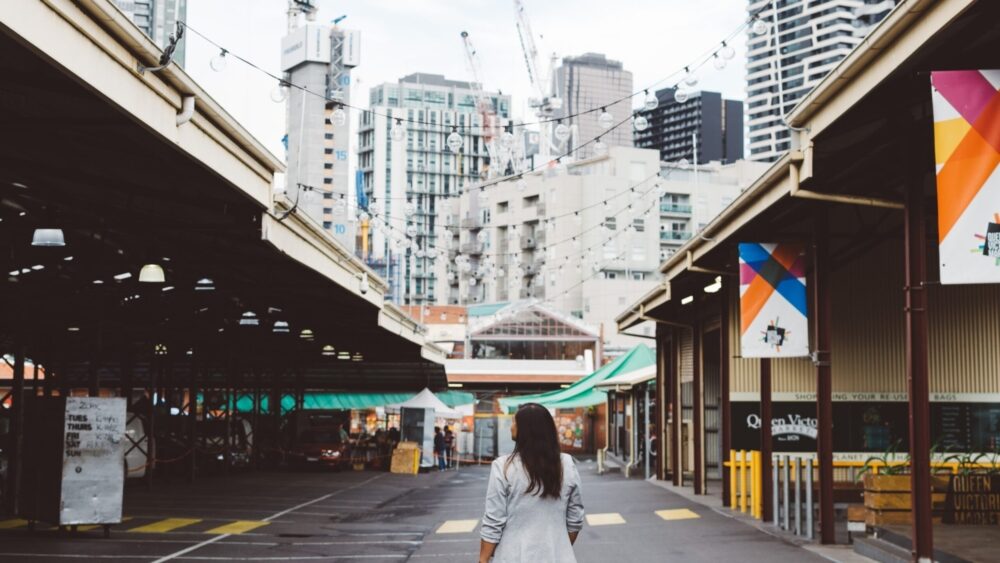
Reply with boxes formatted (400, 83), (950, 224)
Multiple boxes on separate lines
(594, 364), (656, 391)
(229, 390), (475, 413)
(498, 345), (656, 413)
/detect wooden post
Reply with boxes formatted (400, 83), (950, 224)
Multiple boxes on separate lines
(813, 213), (835, 544)
(760, 358), (774, 522)
(720, 289), (732, 506)
(671, 330), (682, 487)
(693, 323), (705, 495)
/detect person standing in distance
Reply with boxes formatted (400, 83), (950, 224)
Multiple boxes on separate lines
(479, 403), (584, 562)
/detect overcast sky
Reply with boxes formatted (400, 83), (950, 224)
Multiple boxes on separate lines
(186, 0), (749, 159)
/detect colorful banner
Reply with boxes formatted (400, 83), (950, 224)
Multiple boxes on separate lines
(738, 243), (809, 358)
(931, 70), (1000, 284)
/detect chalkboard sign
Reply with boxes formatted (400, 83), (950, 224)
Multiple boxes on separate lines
(944, 475), (1000, 525)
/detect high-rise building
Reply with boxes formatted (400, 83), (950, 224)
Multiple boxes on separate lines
(280, 20), (360, 249)
(746, 0), (899, 161)
(114, 0), (186, 66)
(634, 88), (744, 164)
(451, 147), (662, 342)
(358, 73), (511, 306)
(553, 53), (633, 160)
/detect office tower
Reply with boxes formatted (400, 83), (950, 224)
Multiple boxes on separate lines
(114, 0), (186, 66)
(358, 73), (512, 305)
(746, 0), (899, 161)
(553, 53), (634, 160)
(634, 88), (744, 164)
(280, 20), (360, 250)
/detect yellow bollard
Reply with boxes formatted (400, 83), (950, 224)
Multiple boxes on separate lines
(739, 449), (747, 513)
(729, 450), (737, 509)
(752, 451), (762, 519)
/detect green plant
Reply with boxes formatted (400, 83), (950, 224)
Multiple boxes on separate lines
(857, 439), (909, 480)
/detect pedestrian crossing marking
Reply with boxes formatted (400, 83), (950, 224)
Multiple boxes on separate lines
(586, 513), (626, 526)
(128, 518), (201, 533)
(655, 509), (700, 521)
(205, 520), (269, 535)
(436, 519), (479, 534)
(0, 519), (27, 529)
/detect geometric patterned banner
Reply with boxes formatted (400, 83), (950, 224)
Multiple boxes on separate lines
(738, 243), (809, 358)
(931, 70), (1000, 284)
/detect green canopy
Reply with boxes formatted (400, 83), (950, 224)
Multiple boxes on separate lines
(223, 391), (476, 413)
(498, 345), (656, 414)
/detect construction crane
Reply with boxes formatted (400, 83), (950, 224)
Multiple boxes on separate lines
(286, 0), (318, 32)
(513, 0), (561, 160)
(460, 31), (503, 179)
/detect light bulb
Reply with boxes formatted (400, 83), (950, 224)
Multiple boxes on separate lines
(391, 121), (405, 142)
(331, 106), (347, 126)
(598, 110), (614, 129)
(633, 115), (649, 132)
(270, 82), (289, 103)
(643, 91), (659, 111)
(406, 225), (418, 237)
(358, 211), (370, 222)
(500, 130), (515, 148)
(210, 50), (227, 72)
(593, 140), (608, 156)
(516, 178), (527, 192)
(447, 130), (463, 152)
(683, 71), (698, 87)
(554, 122), (571, 142)
(713, 55), (727, 71)
(719, 43), (736, 60)
(404, 202), (416, 217)
(477, 190), (488, 206)
(752, 18), (769, 36)
(427, 248), (438, 259)
(477, 230), (488, 244)
(674, 89), (690, 104)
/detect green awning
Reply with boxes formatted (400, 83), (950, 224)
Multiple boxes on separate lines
(498, 345), (656, 413)
(435, 390), (476, 408)
(224, 391), (475, 413)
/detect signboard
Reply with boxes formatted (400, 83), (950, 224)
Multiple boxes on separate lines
(944, 475), (1000, 524)
(342, 29), (361, 67)
(930, 70), (1000, 284)
(280, 24), (331, 71)
(61, 397), (126, 524)
(738, 243), (809, 357)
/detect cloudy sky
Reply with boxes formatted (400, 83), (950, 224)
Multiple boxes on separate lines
(185, 0), (749, 158)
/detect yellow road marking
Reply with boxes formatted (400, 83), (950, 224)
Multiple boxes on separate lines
(205, 520), (269, 535)
(0, 519), (27, 529)
(435, 519), (479, 534)
(655, 508), (700, 521)
(129, 518), (201, 533)
(586, 512), (626, 526)
(77, 517), (132, 531)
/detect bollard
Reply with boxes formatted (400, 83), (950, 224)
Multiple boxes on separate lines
(729, 450), (737, 509)
(782, 455), (790, 531)
(752, 451), (762, 519)
(805, 457), (814, 540)
(772, 455), (780, 527)
(739, 450), (747, 513)
(793, 457), (801, 535)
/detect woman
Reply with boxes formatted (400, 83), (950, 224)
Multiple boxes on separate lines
(479, 403), (585, 563)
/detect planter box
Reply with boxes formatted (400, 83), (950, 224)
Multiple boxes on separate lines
(863, 474), (949, 526)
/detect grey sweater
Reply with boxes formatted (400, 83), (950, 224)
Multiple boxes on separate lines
(481, 453), (585, 562)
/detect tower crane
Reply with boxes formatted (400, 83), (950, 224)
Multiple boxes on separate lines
(460, 31), (504, 178)
(513, 0), (561, 160)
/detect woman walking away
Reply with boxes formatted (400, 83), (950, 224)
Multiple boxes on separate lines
(479, 403), (584, 563)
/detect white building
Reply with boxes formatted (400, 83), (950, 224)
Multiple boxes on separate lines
(553, 53), (634, 160)
(449, 147), (662, 346)
(746, 0), (899, 161)
(358, 73), (511, 305)
(114, 0), (186, 66)
(657, 159), (770, 259)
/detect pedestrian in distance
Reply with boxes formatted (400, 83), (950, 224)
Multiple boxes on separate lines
(433, 426), (446, 471)
(479, 403), (584, 563)
(443, 425), (455, 469)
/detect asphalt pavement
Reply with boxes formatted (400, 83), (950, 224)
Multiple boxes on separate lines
(0, 459), (826, 561)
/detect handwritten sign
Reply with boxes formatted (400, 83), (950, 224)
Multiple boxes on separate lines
(60, 398), (126, 525)
(944, 475), (1000, 525)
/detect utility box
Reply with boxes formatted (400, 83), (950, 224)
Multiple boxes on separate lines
(19, 397), (126, 535)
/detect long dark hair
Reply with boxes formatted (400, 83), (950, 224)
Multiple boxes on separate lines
(507, 403), (562, 499)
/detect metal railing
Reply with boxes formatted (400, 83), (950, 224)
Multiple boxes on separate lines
(660, 203), (693, 214)
(773, 453), (816, 539)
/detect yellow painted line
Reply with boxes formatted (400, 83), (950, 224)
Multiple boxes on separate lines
(435, 519), (479, 534)
(0, 519), (28, 529)
(205, 520), (270, 535)
(77, 517), (132, 531)
(586, 513), (626, 526)
(128, 518), (201, 533)
(655, 508), (700, 521)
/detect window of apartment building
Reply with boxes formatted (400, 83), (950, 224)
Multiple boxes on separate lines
(631, 245), (646, 261)
(497, 201), (509, 213)
(323, 163), (333, 170)
(604, 217), (617, 230)
(323, 192), (333, 200)
(632, 272), (645, 281)
(523, 195), (539, 208)
(324, 148), (334, 155)
(324, 133), (333, 140)
(633, 218), (645, 232)
(323, 221), (332, 229)
(324, 178), (332, 184)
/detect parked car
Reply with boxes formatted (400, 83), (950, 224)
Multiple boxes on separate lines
(287, 428), (350, 470)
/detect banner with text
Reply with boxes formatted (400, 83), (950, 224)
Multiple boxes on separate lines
(931, 70), (1000, 284)
(738, 243), (809, 357)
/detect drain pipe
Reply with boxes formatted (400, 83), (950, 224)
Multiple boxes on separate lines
(788, 150), (904, 210)
(176, 95), (196, 126)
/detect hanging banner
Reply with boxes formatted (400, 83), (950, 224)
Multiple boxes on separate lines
(931, 70), (1000, 284)
(738, 243), (809, 358)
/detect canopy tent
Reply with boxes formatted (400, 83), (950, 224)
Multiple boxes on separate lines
(498, 345), (656, 413)
(387, 388), (463, 419)
(593, 364), (657, 391)
(226, 390), (475, 413)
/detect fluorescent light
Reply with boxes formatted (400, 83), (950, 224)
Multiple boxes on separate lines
(8, 270), (18, 276)
(20, 268), (30, 274)
(67, 327), (80, 332)
(31, 265), (44, 271)
(195, 277), (215, 291)
(161, 286), (174, 292)
(63, 256), (73, 261)
(113, 272), (132, 280)
(321, 345), (336, 356)
(93, 279), (104, 284)
(11, 182), (28, 189)
(448, 383), (464, 388)
(337, 351), (350, 360)
(273, 320), (289, 333)
(299, 329), (314, 340)
(681, 295), (694, 305)
(239, 311), (259, 326)
(703, 276), (722, 294)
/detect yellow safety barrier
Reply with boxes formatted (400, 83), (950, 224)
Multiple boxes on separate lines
(726, 449), (761, 520)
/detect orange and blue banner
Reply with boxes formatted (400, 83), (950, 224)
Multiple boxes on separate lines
(931, 70), (1000, 284)
(738, 243), (809, 358)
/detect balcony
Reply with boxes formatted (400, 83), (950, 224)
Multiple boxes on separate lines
(461, 216), (482, 229)
(660, 230), (692, 241)
(461, 241), (484, 255)
(519, 236), (537, 250)
(660, 203), (693, 215)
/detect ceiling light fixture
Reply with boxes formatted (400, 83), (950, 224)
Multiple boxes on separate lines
(239, 311), (259, 326)
(113, 272), (132, 281)
(273, 320), (290, 334)
(321, 345), (336, 356)
(681, 295), (694, 305)
(32, 228), (65, 247)
(139, 263), (165, 283)
(195, 277), (215, 291)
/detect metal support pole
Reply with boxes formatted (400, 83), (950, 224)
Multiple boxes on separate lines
(806, 457), (814, 540)
(782, 455), (790, 531)
(772, 457), (780, 526)
(656, 330), (667, 480)
(813, 213), (836, 544)
(252, 370), (261, 470)
(693, 324), (704, 494)
(670, 331), (682, 487)
(905, 186), (933, 561)
(188, 355), (199, 483)
(6, 344), (26, 515)
(794, 457), (801, 535)
(644, 387), (651, 480)
(720, 289), (732, 506)
(146, 362), (158, 491)
(760, 358), (774, 522)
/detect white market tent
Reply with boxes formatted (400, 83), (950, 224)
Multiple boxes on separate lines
(593, 364), (657, 391)
(387, 388), (462, 419)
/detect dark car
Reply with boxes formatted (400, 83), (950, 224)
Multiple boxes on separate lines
(288, 428), (350, 470)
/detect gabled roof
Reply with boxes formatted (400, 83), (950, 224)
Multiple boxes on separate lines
(469, 300), (599, 341)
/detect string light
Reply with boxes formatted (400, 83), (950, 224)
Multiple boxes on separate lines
(270, 80), (289, 103)
(446, 126), (463, 153)
(391, 119), (405, 142)
(554, 120), (571, 142)
(633, 115), (649, 132)
(752, 17), (769, 36)
(331, 105), (347, 126)
(712, 54), (727, 70)
(593, 138), (608, 156)
(683, 67), (698, 87)
(597, 108), (614, 129)
(719, 41), (735, 60)
(209, 48), (227, 72)
(674, 89), (690, 104)
(643, 90), (658, 111)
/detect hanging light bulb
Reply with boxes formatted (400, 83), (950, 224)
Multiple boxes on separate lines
(331, 105), (347, 126)
(210, 49), (228, 72)
(516, 177), (527, 192)
(406, 225), (418, 238)
(426, 247), (439, 260)
(404, 201), (416, 218)
(643, 90), (658, 111)
(593, 139), (608, 156)
(633, 115), (649, 132)
(554, 120), (571, 142)
(138, 263), (165, 283)
(358, 211), (370, 222)
(31, 228), (66, 247)
(270, 80), (289, 103)
(477, 189), (488, 206)
(500, 129), (515, 148)
(752, 17), (770, 36)
(712, 54), (727, 71)
(683, 67), (698, 87)
(719, 41), (736, 60)
(597, 108), (614, 129)
(477, 230), (488, 244)
(674, 89), (690, 104)
(391, 119), (405, 142)
(447, 127), (463, 153)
